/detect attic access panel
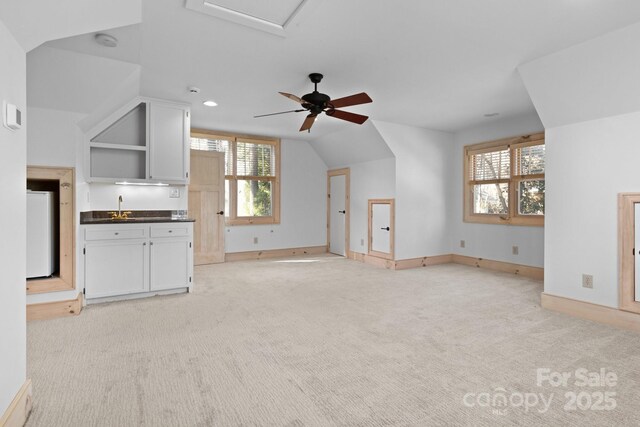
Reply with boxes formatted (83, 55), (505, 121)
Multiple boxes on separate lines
(185, 0), (310, 37)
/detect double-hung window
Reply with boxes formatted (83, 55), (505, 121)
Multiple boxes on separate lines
(464, 133), (545, 226)
(190, 129), (280, 225)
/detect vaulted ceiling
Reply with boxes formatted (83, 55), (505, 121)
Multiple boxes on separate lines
(21, 0), (640, 140)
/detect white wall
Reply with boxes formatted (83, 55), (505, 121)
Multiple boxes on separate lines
(451, 113), (545, 267)
(224, 139), (327, 253)
(26, 107), (88, 304)
(545, 111), (640, 308)
(373, 120), (454, 260)
(0, 17), (27, 416)
(348, 158), (396, 254)
(88, 184), (187, 211)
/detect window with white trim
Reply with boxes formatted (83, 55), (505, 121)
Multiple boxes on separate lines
(464, 133), (545, 226)
(190, 130), (280, 225)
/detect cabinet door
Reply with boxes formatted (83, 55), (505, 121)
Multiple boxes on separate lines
(149, 102), (189, 183)
(149, 238), (191, 291)
(85, 240), (148, 298)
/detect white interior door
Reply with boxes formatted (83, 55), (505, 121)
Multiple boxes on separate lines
(635, 204), (640, 301)
(329, 174), (346, 256)
(372, 203), (391, 254)
(368, 199), (394, 260)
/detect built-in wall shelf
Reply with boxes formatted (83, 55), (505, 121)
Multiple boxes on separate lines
(86, 98), (190, 184)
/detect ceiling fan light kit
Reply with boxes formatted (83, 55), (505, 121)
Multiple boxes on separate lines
(255, 73), (372, 132)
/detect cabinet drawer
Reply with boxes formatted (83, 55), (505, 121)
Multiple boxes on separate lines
(150, 224), (191, 238)
(85, 227), (147, 241)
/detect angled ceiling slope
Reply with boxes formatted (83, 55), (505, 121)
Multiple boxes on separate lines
(519, 21), (640, 128)
(311, 121), (393, 169)
(0, 0), (141, 52)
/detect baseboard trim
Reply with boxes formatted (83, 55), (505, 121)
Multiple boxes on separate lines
(0, 379), (32, 427)
(541, 292), (640, 333)
(27, 292), (83, 321)
(348, 252), (541, 278)
(225, 245), (327, 262)
(348, 253), (453, 270)
(452, 254), (544, 280)
(395, 255), (454, 270)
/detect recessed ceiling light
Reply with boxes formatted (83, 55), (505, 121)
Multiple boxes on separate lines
(203, 100), (218, 107)
(94, 33), (118, 48)
(484, 112), (499, 118)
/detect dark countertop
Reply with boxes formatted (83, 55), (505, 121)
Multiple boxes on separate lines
(80, 210), (195, 225)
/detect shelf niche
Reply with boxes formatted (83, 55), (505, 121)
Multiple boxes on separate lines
(89, 102), (147, 180)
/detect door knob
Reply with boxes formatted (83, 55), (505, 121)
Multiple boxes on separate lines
(381, 227), (390, 231)
(217, 211), (224, 215)
(338, 210), (346, 214)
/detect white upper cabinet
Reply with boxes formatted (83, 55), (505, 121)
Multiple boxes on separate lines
(86, 97), (190, 184)
(149, 102), (190, 183)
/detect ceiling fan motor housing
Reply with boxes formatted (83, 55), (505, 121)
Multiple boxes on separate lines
(301, 92), (331, 114)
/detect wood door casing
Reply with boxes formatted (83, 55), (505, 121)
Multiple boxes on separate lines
(189, 150), (225, 264)
(327, 168), (350, 257)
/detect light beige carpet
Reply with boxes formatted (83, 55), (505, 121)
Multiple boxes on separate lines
(27, 255), (640, 426)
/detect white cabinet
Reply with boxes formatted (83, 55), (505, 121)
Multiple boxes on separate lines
(87, 97), (190, 184)
(83, 223), (193, 302)
(149, 102), (190, 183)
(149, 224), (192, 291)
(85, 239), (148, 299)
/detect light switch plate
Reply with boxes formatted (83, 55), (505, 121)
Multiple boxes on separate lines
(169, 188), (180, 198)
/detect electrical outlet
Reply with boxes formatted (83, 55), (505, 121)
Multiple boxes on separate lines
(512, 245), (519, 255)
(582, 274), (594, 289)
(253, 237), (258, 244)
(460, 240), (465, 248)
(360, 238), (364, 246)
(169, 188), (180, 198)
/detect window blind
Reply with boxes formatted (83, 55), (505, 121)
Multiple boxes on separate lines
(515, 143), (545, 176)
(469, 148), (510, 181)
(236, 141), (276, 177)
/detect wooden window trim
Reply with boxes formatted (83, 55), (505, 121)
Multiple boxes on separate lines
(463, 132), (545, 227)
(191, 129), (280, 226)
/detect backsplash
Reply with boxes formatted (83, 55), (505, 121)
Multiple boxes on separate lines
(86, 183), (188, 211)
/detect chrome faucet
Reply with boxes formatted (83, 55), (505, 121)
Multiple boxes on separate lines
(109, 195), (132, 220)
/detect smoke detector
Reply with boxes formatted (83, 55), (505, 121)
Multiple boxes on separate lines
(94, 33), (118, 48)
(188, 86), (201, 94)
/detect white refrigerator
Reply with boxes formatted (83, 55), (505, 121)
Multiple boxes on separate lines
(27, 191), (55, 279)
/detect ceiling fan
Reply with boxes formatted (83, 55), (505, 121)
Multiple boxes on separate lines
(254, 73), (373, 132)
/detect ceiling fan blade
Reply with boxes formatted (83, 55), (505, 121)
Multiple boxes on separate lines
(326, 109), (369, 125)
(254, 109), (305, 118)
(279, 92), (306, 104)
(299, 114), (316, 132)
(329, 92), (372, 109)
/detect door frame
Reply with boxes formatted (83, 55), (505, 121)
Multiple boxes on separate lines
(26, 166), (75, 294)
(189, 150), (226, 265)
(368, 198), (395, 261)
(618, 192), (640, 313)
(327, 168), (350, 256)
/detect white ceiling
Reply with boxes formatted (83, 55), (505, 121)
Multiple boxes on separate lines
(24, 0), (640, 140)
